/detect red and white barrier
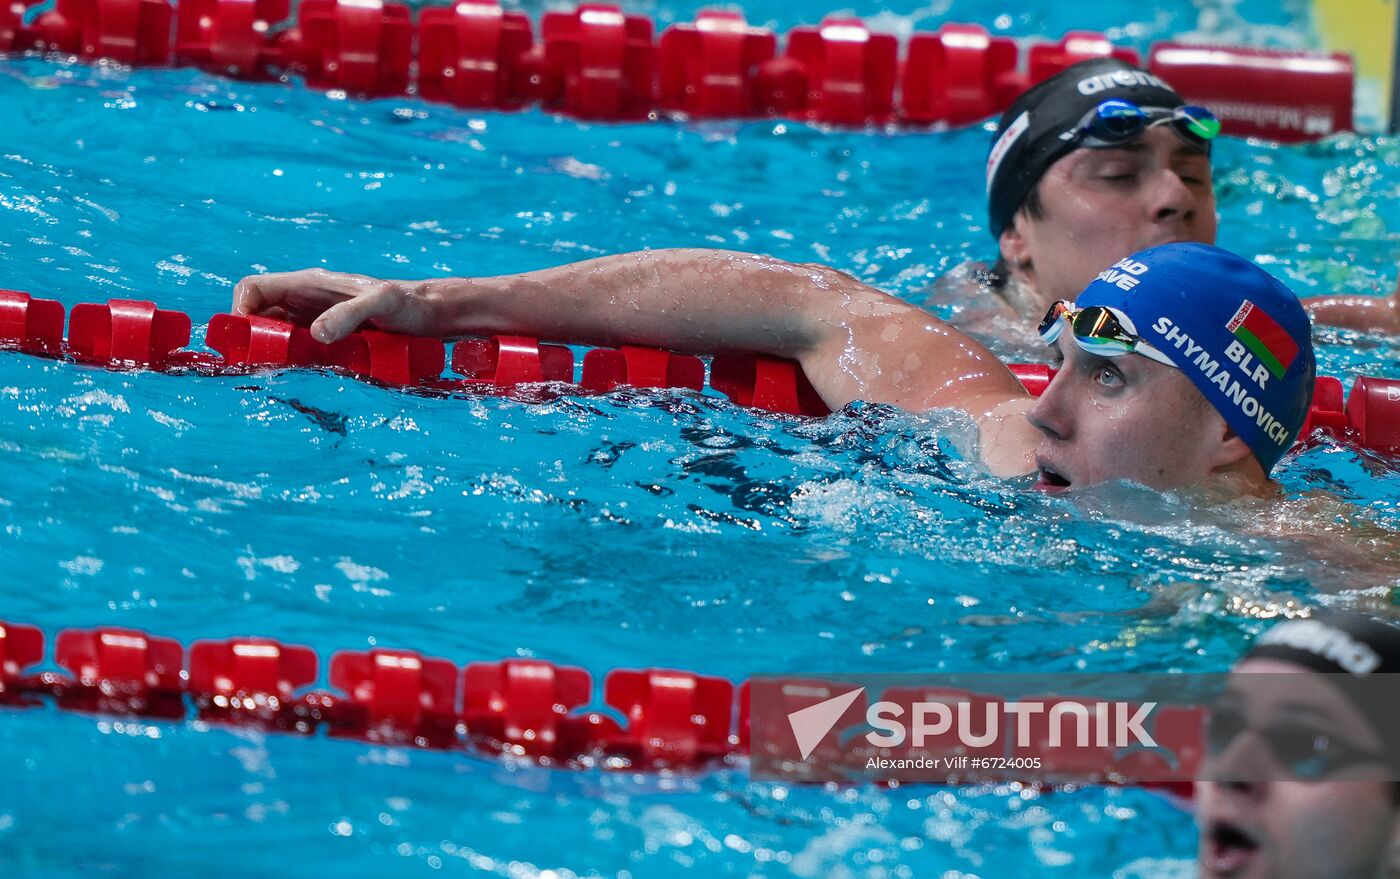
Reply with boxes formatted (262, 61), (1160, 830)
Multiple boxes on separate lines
(1150, 43), (1354, 142)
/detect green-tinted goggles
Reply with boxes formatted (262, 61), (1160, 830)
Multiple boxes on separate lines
(1065, 99), (1221, 151)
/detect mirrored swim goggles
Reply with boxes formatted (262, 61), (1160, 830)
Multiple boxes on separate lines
(1038, 300), (1176, 366)
(1061, 99), (1221, 151)
(1206, 702), (1391, 780)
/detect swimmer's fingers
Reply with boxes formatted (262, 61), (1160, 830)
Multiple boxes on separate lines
(309, 282), (411, 343)
(233, 269), (386, 326)
(234, 269), (429, 342)
(232, 270), (342, 322)
(231, 275), (274, 316)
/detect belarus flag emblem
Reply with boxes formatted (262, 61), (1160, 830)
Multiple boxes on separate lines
(1226, 300), (1298, 380)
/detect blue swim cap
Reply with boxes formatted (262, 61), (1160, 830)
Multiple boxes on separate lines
(1075, 243), (1315, 473)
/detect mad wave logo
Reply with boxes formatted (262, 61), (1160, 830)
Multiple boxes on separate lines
(1095, 257), (1150, 291)
(1226, 300), (1298, 381)
(1076, 69), (1171, 96)
(1152, 316), (1292, 448)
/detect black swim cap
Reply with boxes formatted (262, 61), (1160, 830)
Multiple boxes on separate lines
(1243, 611), (1400, 768)
(985, 58), (1186, 239)
(1245, 611), (1400, 677)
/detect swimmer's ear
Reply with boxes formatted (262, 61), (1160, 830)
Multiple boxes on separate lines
(1208, 422), (1254, 471)
(998, 215), (1033, 278)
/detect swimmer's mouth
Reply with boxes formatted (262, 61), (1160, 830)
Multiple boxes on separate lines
(1203, 820), (1261, 878)
(1035, 460), (1071, 493)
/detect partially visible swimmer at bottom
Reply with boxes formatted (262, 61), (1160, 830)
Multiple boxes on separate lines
(1199, 612), (1400, 879)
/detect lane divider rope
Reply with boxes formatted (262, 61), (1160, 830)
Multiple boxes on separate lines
(2, 290), (1396, 454)
(0, 1), (1354, 141)
(0, 619), (1204, 797)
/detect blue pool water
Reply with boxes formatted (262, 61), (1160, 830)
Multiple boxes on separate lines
(1, 0), (1398, 875)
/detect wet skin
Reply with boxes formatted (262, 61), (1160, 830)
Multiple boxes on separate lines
(233, 247), (1274, 494)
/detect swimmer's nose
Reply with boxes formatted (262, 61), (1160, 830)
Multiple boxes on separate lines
(1148, 167), (1199, 227)
(1204, 726), (1274, 795)
(1025, 373), (1070, 440)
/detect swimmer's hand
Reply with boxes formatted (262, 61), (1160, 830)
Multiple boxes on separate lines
(1302, 276), (1400, 337)
(232, 269), (440, 343)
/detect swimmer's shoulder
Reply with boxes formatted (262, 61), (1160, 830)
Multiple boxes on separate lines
(917, 261), (1053, 362)
(918, 261), (1015, 316)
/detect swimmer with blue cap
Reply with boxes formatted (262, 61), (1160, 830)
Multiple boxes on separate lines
(1199, 611), (1400, 879)
(235, 239), (1317, 497)
(1028, 240), (1315, 489)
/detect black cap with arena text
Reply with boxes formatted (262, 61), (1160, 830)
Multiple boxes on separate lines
(1243, 611), (1400, 773)
(985, 58), (1188, 239)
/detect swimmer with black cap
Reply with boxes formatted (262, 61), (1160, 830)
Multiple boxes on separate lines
(235, 238), (1324, 498)
(933, 58), (1218, 346)
(934, 57), (1397, 345)
(1199, 611), (1400, 879)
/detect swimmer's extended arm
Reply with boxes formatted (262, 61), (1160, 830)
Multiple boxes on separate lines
(232, 250), (1039, 475)
(1302, 279), (1400, 336)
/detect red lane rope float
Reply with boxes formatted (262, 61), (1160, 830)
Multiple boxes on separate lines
(173, 0), (288, 77)
(282, 0), (415, 97)
(3, 0), (1356, 141)
(782, 17), (899, 126)
(1027, 31), (1138, 84)
(1, 290), (1398, 455)
(417, 0), (535, 111)
(901, 23), (1019, 127)
(541, 3), (655, 121)
(657, 10), (776, 119)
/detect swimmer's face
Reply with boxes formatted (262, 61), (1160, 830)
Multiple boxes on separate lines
(1026, 340), (1248, 491)
(1000, 127), (1217, 312)
(1196, 659), (1400, 879)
